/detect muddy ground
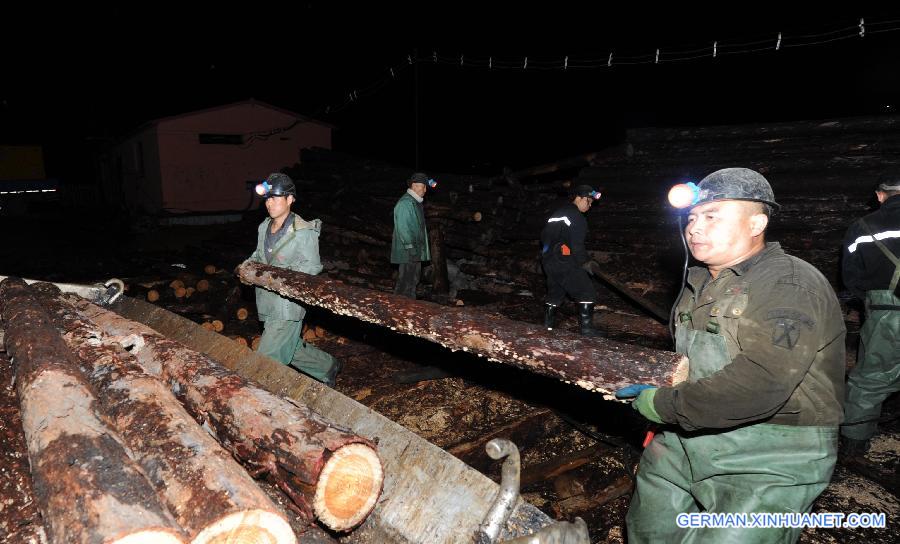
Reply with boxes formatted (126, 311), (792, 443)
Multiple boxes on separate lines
(1, 206), (897, 543)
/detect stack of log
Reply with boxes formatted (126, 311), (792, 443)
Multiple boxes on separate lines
(574, 115), (900, 292)
(0, 277), (383, 543)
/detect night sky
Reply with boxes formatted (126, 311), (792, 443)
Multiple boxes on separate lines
(5, 4), (900, 180)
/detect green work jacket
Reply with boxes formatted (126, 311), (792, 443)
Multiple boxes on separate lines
(391, 191), (430, 264)
(248, 214), (323, 321)
(655, 242), (846, 429)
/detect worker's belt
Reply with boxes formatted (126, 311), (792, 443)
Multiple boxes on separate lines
(541, 243), (571, 256)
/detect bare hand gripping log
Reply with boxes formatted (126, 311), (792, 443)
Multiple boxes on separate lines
(237, 261), (689, 394)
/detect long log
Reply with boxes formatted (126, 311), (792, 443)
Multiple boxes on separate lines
(65, 295), (384, 533)
(0, 278), (186, 544)
(237, 261), (689, 394)
(32, 284), (296, 544)
(0, 352), (47, 544)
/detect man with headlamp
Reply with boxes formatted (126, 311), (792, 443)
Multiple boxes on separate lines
(246, 172), (341, 386)
(540, 184), (604, 336)
(620, 168), (845, 543)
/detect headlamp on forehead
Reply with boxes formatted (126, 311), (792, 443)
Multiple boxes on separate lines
(427, 178), (437, 189)
(255, 181), (273, 196)
(588, 190), (602, 201)
(668, 182), (700, 209)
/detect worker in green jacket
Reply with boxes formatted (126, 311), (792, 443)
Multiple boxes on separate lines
(617, 168), (845, 544)
(391, 172), (432, 299)
(247, 173), (341, 386)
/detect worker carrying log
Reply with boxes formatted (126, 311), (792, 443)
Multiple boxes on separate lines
(618, 168), (846, 544)
(540, 184), (604, 336)
(391, 172), (435, 299)
(840, 177), (900, 459)
(245, 172), (341, 386)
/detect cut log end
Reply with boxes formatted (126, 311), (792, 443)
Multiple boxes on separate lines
(313, 443), (384, 532)
(236, 308), (249, 321)
(147, 290), (160, 302)
(204, 265), (217, 275)
(190, 510), (295, 544)
(110, 529), (185, 544)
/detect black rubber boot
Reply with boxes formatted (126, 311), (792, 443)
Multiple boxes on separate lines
(578, 303), (604, 337)
(544, 303), (558, 330)
(838, 436), (870, 464)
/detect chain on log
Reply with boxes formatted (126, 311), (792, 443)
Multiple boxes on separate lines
(237, 261), (689, 395)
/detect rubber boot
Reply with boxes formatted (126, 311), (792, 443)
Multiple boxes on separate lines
(544, 303), (558, 330)
(838, 436), (870, 464)
(578, 303), (604, 337)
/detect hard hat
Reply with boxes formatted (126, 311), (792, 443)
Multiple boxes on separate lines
(255, 173), (296, 198)
(408, 172), (437, 188)
(669, 168), (779, 210)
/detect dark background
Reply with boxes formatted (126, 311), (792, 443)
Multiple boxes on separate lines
(4, 3), (900, 180)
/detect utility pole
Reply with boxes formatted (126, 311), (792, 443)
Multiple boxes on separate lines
(413, 48), (420, 170)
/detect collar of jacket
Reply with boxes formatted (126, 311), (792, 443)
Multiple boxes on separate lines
(406, 188), (424, 203)
(883, 194), (900, 210)
(686, 242), (783, 291)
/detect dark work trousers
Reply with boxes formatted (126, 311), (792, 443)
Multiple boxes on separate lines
(543, 257), (597, 305)
(395, 261), (422, 299)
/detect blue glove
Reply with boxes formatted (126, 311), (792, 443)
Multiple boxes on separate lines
(615, 384), (656, 399)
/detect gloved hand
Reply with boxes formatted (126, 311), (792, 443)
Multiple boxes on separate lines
(632, 388), (663, 424)
(615, 384), (655, 399)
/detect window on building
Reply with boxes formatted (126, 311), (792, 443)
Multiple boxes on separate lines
(133, 141), (144, 177)
(198, 133), (244, 145)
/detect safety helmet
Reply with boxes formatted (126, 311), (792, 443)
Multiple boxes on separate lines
(255, 173), (296, 198)
(669, 168), (779, 211)
(408, 172), (438, 188)
(574, 184), (602, 201)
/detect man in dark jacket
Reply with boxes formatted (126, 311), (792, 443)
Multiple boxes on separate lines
(391, 172), (432, 299)
(620, 168), (845, 544)
(540, 184), (602, 336)
(840, 178), (900, 457)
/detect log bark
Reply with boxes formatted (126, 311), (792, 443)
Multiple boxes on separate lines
(32, 284), (296, 544)
(237, 261), (689, 394)
(0, 353), (47, 544)
(0, 278), (185, 544)
(65, 295), (383, 532)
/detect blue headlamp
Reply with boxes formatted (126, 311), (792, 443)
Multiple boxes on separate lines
(588, 190), (601, 201)
(427, 178), (437, 189)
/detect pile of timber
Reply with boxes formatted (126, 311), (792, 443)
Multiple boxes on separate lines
(0, 277), (383, 543)
(284, 148), (591, 301)
(574, 115), (900, 290)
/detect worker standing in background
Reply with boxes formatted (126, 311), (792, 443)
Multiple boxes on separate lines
(619, 168), (845, 543)
(391, 172), (432, 299)
(540, 184), (603, 336)
(840, 177), (900, 458)
(246, 173), (341, 386)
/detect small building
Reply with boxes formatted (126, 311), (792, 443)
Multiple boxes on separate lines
(100, 99), (333, 213)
